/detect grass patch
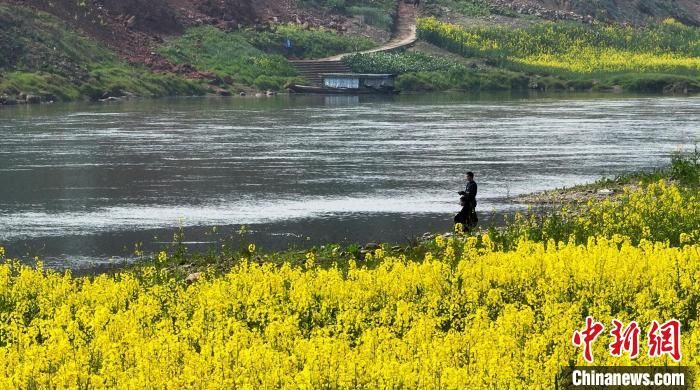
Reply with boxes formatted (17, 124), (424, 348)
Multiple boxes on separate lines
(429, 0), (493, 17)
(298, 0), (396, 25)
(159, 26), (299, 91)
(344, 51), (464, 73)
(343, 51), (535, 92)
(395, 68), (531, 92)
(244, 24), (376, 59)
(297, 0), (396, 31)
(347, 6), (394, 30)
(160, 25), (376, 90)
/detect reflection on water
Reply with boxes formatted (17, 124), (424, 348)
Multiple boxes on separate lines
(0, 93), (698, 268)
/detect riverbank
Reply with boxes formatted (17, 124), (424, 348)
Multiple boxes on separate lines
(343, 16), (700, 94)
(0, 157), (697, 387)
(3, 2), (700, 105)
(2, 94), (698, 271)
(0, 4), (377, 105)
(3, 154), (698, 278)
(63, 150), (697, 279)
(515, 148), (699, 204)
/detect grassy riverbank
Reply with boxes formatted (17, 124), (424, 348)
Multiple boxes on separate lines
(344, 16), (700, 93)
(516, 147), (700, 203)
(0, 6), (204, 103)
(0, 154), (698, 387)
(0, 5), (376, 103)
(3, 1), (700, 102)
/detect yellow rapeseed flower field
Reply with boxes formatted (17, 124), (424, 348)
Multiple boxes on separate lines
(0, 181), (698, 388)
(417, 17), (700, 75)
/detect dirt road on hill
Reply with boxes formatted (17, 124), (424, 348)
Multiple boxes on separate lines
(320, 2), (418, 61)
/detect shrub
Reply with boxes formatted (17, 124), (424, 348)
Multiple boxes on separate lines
(253, 75), (290, 91)
(245, 24), (376, 59)
(347, 6), (394, 30)
(396, 71), (452, 91)
(671, 147), (700, 187)
(344, 51), (465, 73)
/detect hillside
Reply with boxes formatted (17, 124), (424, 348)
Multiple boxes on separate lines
(1, 0), (699, 104)
(511, 0), (700, 26)
(2, 0), (353, 70)
(0, 0), (384, 102)
(430, 0), (700, 25)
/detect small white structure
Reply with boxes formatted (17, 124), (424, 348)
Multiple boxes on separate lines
(321, 73), (396, 90)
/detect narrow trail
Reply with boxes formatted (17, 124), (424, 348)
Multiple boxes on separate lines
(321, 2), (418, 61)
(289, 2), (417, 85)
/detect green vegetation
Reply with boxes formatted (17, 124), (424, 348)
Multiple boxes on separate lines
(347, 6), (394, 30)
(160, 25), (377, 90)
(426, 0), (495, 17)
(0, 5), (379, 100)
(396, 68), (531, 92)
(1, 67), (202, 102)
(418, 17), (700, 73)
(414, 17), (700, 92)
(298, 0), (396, 30)
(343, 18), (700, 93)
(491, 152), (700, 251)
(671, 146), (700, 187)
(344, 51), (463, 73)
(244, 24), (376, 59)
(343, 51), (549, 92)
(160, 26), (299, 91)
(0, 5), (203, 102)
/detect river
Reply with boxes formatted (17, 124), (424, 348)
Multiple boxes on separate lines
(1, 93), (698, 269)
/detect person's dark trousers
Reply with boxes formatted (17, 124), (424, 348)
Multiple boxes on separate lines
(468, 207), (478, 228)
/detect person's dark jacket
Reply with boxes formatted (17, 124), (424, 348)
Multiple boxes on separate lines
(459, 181), (477, 209)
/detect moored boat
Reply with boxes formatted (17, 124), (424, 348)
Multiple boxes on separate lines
(289, 73), (398, 95)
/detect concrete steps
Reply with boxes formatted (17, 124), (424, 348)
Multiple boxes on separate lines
(289, 60), (352, 86)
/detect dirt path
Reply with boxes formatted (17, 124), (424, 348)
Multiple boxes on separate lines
(320, 2), (417, 61)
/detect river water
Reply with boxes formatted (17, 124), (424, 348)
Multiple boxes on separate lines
(1, 93), (698, 269)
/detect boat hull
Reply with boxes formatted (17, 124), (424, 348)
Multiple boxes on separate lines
(288, 85), (398, 95)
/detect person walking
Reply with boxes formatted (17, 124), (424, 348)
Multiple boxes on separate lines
(457, 171), (478, 228)
(414, 0), (420, 7)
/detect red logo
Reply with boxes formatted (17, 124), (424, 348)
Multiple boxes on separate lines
(573, 318), (681, 363)
(609, 320), (640, 358)
(648, 319), (682, 362)
(572, 316), (605, 363)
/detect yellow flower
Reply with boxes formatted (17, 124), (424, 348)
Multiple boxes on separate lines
(248, 243), (256, 253)
(157, 250), (167, 263)
(374, 248), (385, 259)
(680, 233), (691, 244)
(435, 235), (445, 248)
(305, 252), (315, 268)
